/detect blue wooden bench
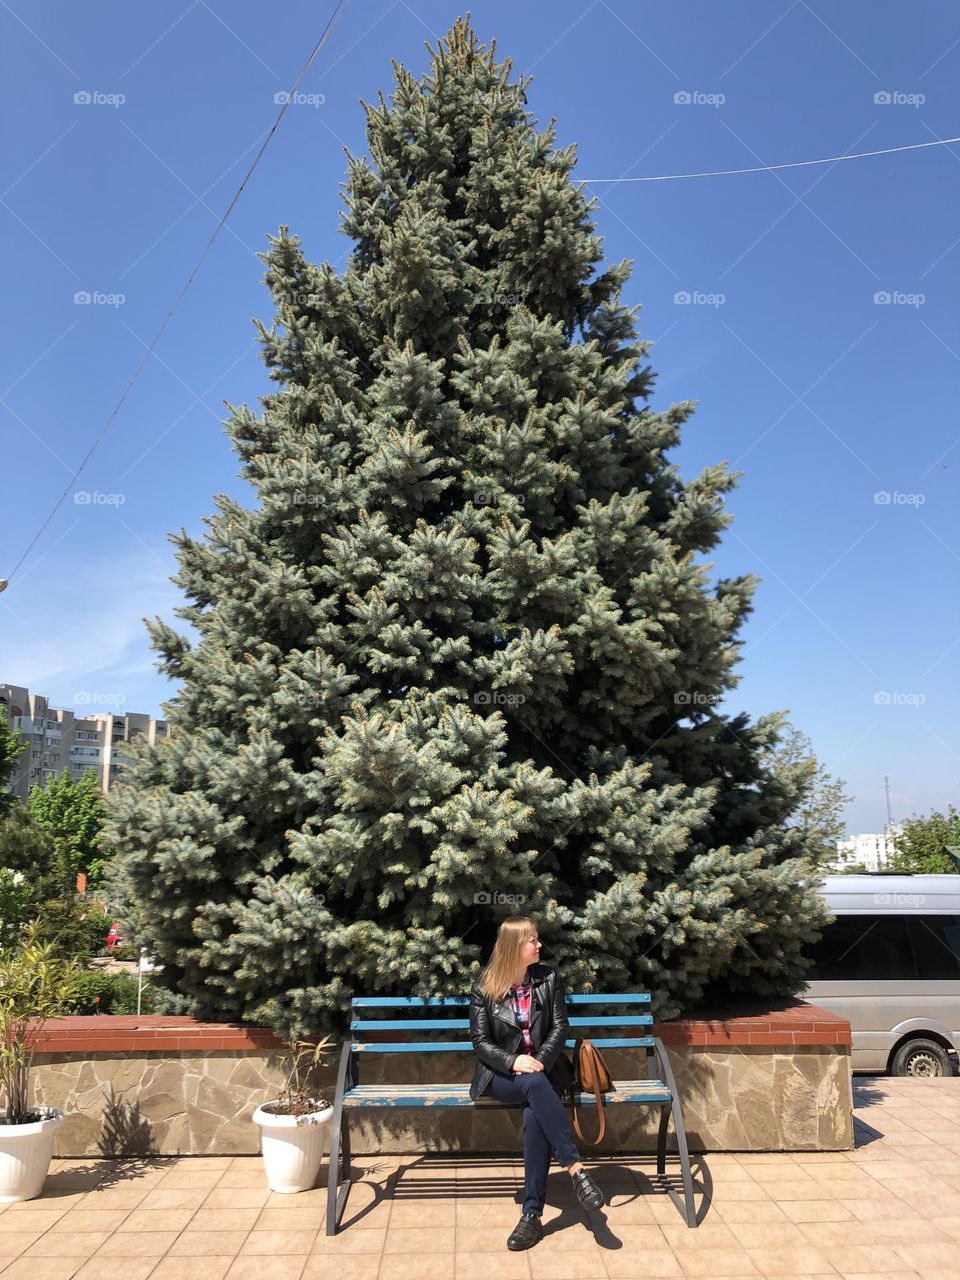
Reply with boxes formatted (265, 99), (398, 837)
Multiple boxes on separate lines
(326, 992), (698, 1234)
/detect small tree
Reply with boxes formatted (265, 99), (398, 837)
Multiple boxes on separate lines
(29, 771), (108, 882)
(0, 717), (26, 819)
(766, 723), (852, 864)
(0, 922), (82, 1124)
(887, 806), (960, 874)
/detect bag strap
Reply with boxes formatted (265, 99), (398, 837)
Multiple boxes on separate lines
(571, 1038), (607, 1146)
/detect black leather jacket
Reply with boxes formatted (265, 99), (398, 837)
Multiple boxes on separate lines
(469, 963), (575, 1102)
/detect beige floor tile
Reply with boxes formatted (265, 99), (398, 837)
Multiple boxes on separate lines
(724, 1220), (810, 1248)
(255, 1206), (324, 1230)
(0, 1211), (66, 1232)
(190, 1207), (261, 1231)
(835, 1273), (928, 1280)
(8, 1193), (88, 1213)
(454, 1252), (529, 1280)
(528, 1255), (608, 1280)
(203, 1186), (271, 1209)
(817, 1243), (909, 1270)
(226, 1257), (309, 1280)
(603, 1195), (658, 1222)
(50, 1209), (132, 1233)
(94, 1230), (181, 1256)
(756, 1179), (837, 1201)
(152, 1170), (225, 1190)
(137, 1187), (209, 1210)
(168, 1228), (249, 1257)
(301, 1258), (382, 1278)
(705, 1180), (769, 1202)
(383, 1225), (456, 1253)
(116, 1207), (197, 1231)
(712, 1199), (792, 1223)
(0, 1231), (46, 1256)
(390, 1199), (456, 1227)
(151, 1259), (234, 1280)
(796, 1218), (885, 1246)
(891, 1239), (960, 1269)
(241, 1226), (319, 1254)
(456, 1222), (521, 1251)
(377, 1255), (457, 1280)
(73, 1260), (159, 1280)
(0, 1261), (95, 1279)
(659, 1220), (739, 1249)
(834, 1198), (904, 1221)
(602, 1247), (684, 1277)
(215, 1168), (269, 1188)
(23, 1232), (111, 1258)
(744, 1244), (836, 1275)
(72, 1187), (151, 1210)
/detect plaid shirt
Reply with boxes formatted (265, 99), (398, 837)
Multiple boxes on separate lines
(509, 978), (534, 1051)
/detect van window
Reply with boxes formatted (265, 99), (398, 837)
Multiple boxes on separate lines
(907, 916), (960, 979)
(807, 914), (916, 980)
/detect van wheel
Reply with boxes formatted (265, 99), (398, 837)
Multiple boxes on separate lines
(891, 1038), (952, 1078)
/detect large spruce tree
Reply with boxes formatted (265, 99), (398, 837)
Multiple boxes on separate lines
(105, 19), (831, 1038)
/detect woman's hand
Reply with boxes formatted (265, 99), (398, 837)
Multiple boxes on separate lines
(512, 1054), (545, 1074)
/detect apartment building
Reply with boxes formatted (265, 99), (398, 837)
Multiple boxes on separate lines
(833, 829), (901, 872)
(0, 683), (168, 803)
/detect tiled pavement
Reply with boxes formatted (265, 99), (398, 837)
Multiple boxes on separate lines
(2, 1077), (960, 1278)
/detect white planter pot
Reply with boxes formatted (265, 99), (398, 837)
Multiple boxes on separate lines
(0, 1108), (65, 1203)
(252, 1102), (333, 1194)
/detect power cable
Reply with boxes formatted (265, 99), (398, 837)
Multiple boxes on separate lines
(0, 0), (350, 596)
(580, 134), (960, 183)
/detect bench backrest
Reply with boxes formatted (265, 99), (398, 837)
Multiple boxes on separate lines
(350, 993), (654, 1055)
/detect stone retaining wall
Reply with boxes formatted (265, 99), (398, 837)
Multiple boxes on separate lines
(32, 1001), (853, 1157)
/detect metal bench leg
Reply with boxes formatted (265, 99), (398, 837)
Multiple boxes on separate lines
(326, 1041), (355, 1236)
(653, 1038), (698, 1228)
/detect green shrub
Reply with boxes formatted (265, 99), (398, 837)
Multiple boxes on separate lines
(68, 970), (153, 1015)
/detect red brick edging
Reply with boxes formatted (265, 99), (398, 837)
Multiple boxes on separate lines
(34, 999), (850, 1053)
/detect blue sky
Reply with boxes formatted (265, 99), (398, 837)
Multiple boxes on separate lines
(2, 1), (957, 836)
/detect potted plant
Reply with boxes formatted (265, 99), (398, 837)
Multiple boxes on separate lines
(252, 1036), (335, 1193)
(0, 922), (82, 1201)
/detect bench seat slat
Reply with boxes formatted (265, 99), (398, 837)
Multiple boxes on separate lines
(351, 1036), (655, 1053)
(341, 1081), (672, 1108)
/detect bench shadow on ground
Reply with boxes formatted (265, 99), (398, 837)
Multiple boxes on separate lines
(340, 1153), (713, 1236)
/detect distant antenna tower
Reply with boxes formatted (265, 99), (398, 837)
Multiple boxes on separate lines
(883, 772), (893, 831)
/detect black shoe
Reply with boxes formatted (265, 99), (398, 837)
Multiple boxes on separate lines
(572, 1168), (605, 1209)
(507, 1212), (543, 1250)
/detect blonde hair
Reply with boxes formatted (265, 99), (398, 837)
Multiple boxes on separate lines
(479, 916), (539, 1001)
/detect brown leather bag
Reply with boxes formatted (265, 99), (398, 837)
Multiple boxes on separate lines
(571, 1036), (613, 1145)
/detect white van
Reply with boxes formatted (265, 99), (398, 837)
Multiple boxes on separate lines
(802, 874), (960, 1076)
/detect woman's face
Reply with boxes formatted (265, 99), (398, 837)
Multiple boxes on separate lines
(518, 930), (542, 969)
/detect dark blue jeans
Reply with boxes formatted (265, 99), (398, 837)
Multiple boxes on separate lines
(484, 1068), (581, 1217)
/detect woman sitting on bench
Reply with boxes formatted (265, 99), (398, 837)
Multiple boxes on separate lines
(469, 915), (605, 1250)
